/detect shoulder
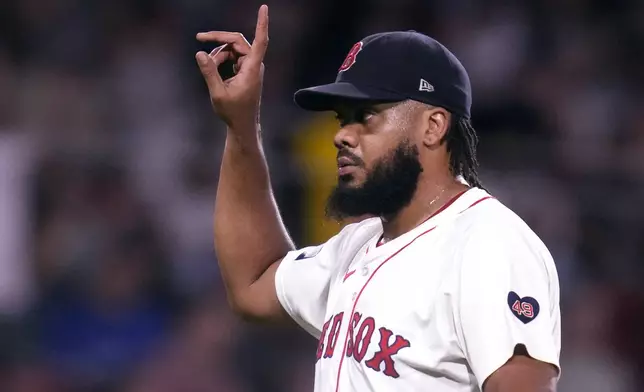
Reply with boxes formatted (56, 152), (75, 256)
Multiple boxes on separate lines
(339, 216), (382, 236)
(456, 194), (550, 254)
(333, 217), (382, 250)
(453, 194), (557, 281)
(297, 217), (381, 259)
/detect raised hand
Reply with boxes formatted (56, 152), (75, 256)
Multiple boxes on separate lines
(196, 5), (269, 132)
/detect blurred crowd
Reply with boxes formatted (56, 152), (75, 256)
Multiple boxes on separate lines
(0, 0), (643, 391)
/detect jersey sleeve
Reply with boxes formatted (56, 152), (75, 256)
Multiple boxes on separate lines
(275, 233), (344, 339)
(453, 220), (561, 389)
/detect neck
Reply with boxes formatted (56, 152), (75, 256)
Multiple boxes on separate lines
(380, 176), (469, 242)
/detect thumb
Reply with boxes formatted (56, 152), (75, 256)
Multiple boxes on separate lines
(196, 51), (224, 94)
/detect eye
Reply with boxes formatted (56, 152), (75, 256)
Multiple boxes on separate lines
(334, 108), (377, 126)
(358, 111), (372, 123)
(356, 108), (377, 123)
(335, 113), (350, 127)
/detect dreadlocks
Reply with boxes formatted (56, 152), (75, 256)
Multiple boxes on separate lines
(442, 116), (484, 189)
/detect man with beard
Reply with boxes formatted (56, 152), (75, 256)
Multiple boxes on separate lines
(195, 5), (560, 392)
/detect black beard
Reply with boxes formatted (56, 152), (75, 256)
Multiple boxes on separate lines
(325, 140), (423, 221)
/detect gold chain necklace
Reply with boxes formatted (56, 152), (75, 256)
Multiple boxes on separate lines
(378, 186), (450, 246)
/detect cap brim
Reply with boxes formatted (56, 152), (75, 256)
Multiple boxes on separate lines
(293, 82), (404, 111)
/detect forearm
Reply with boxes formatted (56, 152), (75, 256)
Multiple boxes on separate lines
(214, 127), (295, 302)
(485, 379), (556, 392)
(483, 354), (558, 392)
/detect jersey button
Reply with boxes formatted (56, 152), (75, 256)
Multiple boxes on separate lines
(361, 266), (369, 276)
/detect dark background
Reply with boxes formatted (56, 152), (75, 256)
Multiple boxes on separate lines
(0, 0), (643, 391)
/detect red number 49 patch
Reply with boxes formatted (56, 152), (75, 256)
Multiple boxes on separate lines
(339, 42), (363, 72)
(507, 291), (540, 324)
(511, 300), (534, 318)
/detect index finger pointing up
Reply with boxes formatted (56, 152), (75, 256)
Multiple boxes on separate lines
(249, 5), (269, 64)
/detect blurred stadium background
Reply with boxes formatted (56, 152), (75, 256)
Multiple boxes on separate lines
(0, 0), (643, 391)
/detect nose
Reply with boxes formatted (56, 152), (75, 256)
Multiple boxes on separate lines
(333, 124), (360, 150)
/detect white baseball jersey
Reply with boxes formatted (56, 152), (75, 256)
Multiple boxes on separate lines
(275, 187), (561, 391)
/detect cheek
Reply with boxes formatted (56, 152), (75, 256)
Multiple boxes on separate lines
(359, 133), (399, 169)
(357, 146), (378, 173)
(355, 154), (383, 182)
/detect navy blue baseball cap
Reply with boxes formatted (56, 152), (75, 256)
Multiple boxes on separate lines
(294, 31), (472, 119)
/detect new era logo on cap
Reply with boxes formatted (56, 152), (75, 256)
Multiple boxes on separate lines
(419, 78), (434, 92)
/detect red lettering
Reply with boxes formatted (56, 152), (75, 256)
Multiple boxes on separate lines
(512, 300), (535, 318)
(365, 327), (411, 378)
(346, 312), (362, 358)
(316, 317), (332, 360)
(353, 317), (375, 361)
(324, 312), (344, 358)
(512, 300), (522, 315)
(338, 42), (363, 72)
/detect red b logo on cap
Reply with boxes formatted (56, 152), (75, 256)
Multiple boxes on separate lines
(339, 42), (363, 72)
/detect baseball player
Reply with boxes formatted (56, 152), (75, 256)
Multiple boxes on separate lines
(195, 5), (561, 392)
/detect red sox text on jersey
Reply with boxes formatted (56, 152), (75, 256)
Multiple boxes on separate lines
(317, 311), (411, 378)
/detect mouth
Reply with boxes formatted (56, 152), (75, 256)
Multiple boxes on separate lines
(337, 156), (357, 167)
(338, 165), (358, 176)
(337, 156), (360, 176)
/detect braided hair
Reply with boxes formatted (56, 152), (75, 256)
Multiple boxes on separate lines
(442, 115), (484, 189)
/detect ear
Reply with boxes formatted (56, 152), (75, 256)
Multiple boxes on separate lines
(421, 108), (450, 148)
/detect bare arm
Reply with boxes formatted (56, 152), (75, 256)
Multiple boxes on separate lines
(214, 129), (294, 321)
(196, 5), (293, 322)
(483, 349), (558, 392)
